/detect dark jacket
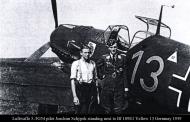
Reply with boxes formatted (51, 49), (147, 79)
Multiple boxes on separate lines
(97, 53), (127, 90)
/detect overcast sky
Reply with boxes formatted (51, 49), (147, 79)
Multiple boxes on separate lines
(0, 0), (190, 58)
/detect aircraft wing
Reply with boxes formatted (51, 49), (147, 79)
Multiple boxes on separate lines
(0, 58), (73, 114)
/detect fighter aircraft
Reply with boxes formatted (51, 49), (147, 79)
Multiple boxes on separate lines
(48, 1), (190, 114)
(48, 0), (190, 114)
(1, 0), (190, 115)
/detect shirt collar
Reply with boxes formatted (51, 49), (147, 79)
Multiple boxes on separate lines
(110, 53), (117, 59)
(80, 57), (90, 63)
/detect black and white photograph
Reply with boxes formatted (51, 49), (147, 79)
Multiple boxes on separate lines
(0, 0), (190, 120)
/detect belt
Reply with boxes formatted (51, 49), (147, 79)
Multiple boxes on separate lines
(75, 79), (95, 85)
(104, 72), (117, 78)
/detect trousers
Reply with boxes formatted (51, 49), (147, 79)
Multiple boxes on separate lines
(100, 89), (124, 114)
(75, 82), (98, 114)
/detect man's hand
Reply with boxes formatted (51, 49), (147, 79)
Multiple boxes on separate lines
(124, 88), (129, 99)
(73, 97), (80, 105)
(97, 92), (100, 104)
(96, 79), (101, 104)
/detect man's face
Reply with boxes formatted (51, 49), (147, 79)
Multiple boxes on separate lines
(109, 43), (117, 55)
(81, 48), (91, 60)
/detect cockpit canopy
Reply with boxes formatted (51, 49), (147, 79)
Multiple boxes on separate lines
(131, 15), (171, 48)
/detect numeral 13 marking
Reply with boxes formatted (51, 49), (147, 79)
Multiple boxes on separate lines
(131, 50), (164, 92)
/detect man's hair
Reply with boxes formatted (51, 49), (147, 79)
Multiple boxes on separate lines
(80, 45), (91, 52)
(108, 39), (118, 47)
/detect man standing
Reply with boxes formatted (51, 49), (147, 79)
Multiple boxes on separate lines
(70, 45), (99, 114)
(97, 41), (127, 114)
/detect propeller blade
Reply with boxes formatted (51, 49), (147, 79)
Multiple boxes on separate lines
(51, 0), (58, 28)
(25, 42), (50, 62)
